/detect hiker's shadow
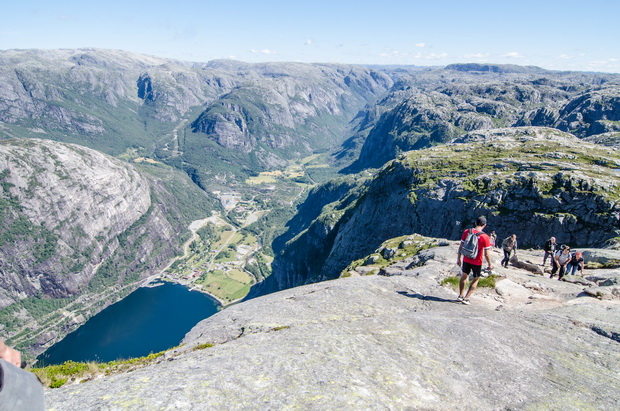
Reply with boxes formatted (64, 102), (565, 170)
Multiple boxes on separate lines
(397, 290), (454, 303)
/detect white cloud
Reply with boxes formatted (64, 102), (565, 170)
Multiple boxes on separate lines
(378, 48), (404, 58)
(587, 60), (608, 68)
(503, 52), (524, 59)
(559, 54), (574, 59)
(415, 43), (425, 48)
(305, 39), (313, 46)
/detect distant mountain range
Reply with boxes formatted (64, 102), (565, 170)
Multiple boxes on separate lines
(342, 65), (620, 171)
(0, 49), (393, 188)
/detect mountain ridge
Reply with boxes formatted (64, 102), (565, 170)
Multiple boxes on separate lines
(0, 48), (393, 186)
(262, 127), (620, 293)
(342, 69), (620, 172)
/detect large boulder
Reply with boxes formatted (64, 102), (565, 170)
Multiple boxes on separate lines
(579, 248), (620, 266)
(509, 255), (544, 275)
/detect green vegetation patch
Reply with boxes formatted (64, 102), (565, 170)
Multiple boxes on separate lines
(33, 351), (168, 388)
(399, 137), (620, 201)
(165, 218), (260, 303)
(135, 161), (220, 227)
(585, 259), (620, 269)
(340, 234), (439, 276)
(213, 229), (236, 250)
(193, 342), (214, 351)
(195, 269), (255, 303)
(441, 275), (498, 289)
(0, 296), (76, 335)
(0, 169), (58, 264)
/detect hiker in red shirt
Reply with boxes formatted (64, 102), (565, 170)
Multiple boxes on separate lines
(456, 216), (493, 305)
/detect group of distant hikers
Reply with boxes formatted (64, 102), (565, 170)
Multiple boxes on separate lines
(542, 236), (585, 278)
(456, 216), (585, 305)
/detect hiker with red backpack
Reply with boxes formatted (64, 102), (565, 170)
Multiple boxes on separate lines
(456, 216), (493, 305)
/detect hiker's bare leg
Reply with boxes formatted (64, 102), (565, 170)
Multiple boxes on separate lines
(464, 277), (480, 299)
(459, 272), (468, 297)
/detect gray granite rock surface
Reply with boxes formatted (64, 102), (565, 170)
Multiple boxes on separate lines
(45, 243), (620, 410)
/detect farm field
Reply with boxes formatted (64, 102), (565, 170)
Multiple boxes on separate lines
(163, 217), (263, 304)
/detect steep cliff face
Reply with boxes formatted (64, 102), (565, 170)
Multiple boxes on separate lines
(0, 49), (228, 124)
(0, 138), (212, 355)
(0, 138), (151, 306)
(584, 132), (620, 148)
(0, 49), (243, 156)
(518, 86), (620, 137)
(556, 87), (620, 136)
(273, 127), (620, 288)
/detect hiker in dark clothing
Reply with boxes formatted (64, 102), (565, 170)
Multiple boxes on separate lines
(501, 234), (517, 268)
(542, 236), (557, 266)
(566, 251), (585, 276)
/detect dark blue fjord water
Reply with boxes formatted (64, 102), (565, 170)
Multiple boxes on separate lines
(36, 282), (220, 366)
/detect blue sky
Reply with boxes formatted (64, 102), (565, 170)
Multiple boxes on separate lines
(1, 0), (619, 72)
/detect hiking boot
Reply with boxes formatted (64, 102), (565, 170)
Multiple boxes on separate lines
(461, 299), (470, 305)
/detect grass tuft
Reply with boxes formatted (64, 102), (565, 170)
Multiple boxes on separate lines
(441, 275), (498, 289)
(192, 342), (215, 351)
(271, 326), (290, 332)
(33, 350), (169, 389)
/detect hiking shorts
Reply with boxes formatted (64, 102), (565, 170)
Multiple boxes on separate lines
(461, 261), (482, 278)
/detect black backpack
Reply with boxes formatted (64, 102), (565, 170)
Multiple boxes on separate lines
(544, 240), (555, 252)
(461, 229), (482, 259)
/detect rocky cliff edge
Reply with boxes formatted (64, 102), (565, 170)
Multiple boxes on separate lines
(45, 240), (620, 410)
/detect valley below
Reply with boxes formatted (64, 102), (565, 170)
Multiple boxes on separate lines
(157, 151), (330, 306)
